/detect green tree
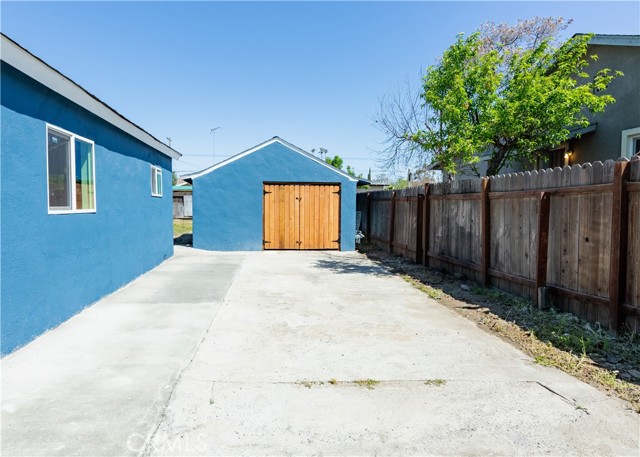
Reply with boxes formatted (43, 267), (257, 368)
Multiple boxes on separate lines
(172, 171), (178, 186)
(314, 148), (360, 176)
(377, 18), (621, 176)
(390, 177), (409, 190)
(325, 155), (344, 170)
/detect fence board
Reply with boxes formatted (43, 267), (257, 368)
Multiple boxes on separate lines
(356, 156), (640, 332)
(626, 159), (640, 331)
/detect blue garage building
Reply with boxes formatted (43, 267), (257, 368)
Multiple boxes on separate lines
(188, 137), (358, 251)
(1, 34), (182, 354)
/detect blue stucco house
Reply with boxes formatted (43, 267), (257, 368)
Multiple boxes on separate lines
(1, 34), (182, 355)
(188, 137), (359, 251)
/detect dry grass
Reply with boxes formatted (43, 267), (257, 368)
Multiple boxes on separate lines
(360, 244), (640, 413)
(353, 379), (380, 389)
(173, 219), (192, 238)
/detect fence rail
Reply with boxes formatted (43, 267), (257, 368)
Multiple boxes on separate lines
(357, 157), (640, 333)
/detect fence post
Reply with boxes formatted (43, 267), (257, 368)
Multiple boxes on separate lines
(416, 193), (424, 264)
(389, 191), (397, 253)
(480, 178), (490, 287)
(609, 160), (630, 334)
(423, 184), (430, 266)
(536, 192), (551, 309)
(365, 193), (372, 239)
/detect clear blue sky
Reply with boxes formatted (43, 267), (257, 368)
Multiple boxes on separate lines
(2, 1), (639, 179)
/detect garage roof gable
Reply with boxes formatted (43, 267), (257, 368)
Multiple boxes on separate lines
(187, 136), (359, 182)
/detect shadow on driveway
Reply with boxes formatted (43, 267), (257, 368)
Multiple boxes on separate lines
(312, 257), (390, 277)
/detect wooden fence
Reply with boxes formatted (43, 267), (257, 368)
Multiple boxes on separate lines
(357, 157), (640, 333)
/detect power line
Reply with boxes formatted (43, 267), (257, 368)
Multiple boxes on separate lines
(180, 153), (377, 160)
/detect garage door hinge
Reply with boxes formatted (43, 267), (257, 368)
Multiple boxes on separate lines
(333, 238), (340, 243)
(263, 240), (271, 244)
(333, 190), (341, 195)
(263, 190), (272, 195)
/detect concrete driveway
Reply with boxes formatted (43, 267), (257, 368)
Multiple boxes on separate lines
(2, 247), (638, 456)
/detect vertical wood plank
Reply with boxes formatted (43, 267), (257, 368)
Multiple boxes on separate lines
(480, 177), (490, 286)
(263, 184), (268, 249)
(423, 184), (431, 266)
(320, 185), (326, 248)
(272, 185), (278, 249)
(300, 185), (306, 249)
(416, 193), (424, 265)
(366, 192), (372, 239)
(609, 160), (630, 334)
(306, 185), (311, 249)
(295, 185), (301, 249)
(290, 184), (296, 249)
(536, 192), (551, 306)
(313, 185), (319, 248)
(334, 185), (341, 249)
(279, 185), (285, 249)
(389, 191), (397, 253)
(576, 163), (598, 322)
(626, 158), (640, 328)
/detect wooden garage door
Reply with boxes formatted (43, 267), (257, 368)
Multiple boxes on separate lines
(263, 184), (340, 250)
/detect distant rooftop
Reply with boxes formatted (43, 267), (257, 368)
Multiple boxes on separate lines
(173, 185), (193, 192)
(574, 34), (640, 47)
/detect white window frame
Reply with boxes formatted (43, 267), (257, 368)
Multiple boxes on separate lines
(621, 127), (640, 158)
(46, 123), (97, 215)
(151, 165), (163, 197)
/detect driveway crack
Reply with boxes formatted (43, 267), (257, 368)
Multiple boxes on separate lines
(140, 298), (230, 456)
(535, 381), (590, 414)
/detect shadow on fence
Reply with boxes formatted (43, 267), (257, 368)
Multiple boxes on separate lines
(357, 157), (640, 334)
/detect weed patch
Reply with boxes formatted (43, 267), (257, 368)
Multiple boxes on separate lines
(359, 244), (640, 413)
(353, 379), (380, 389)
(403, 275), (443, 299)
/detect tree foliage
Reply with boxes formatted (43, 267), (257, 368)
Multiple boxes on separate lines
(376, 17), (622, 176)
(325, 155), (344, 170)
(312, 148), (361, 178)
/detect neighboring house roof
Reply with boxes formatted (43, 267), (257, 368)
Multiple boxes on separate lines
(172, 185), (193, 192)
(186, 136), (359, 182)
(567, 123), (597, 138)
(1, 33), (181, 160)
(426, 123), (599, 172)
(574, 34), (640, 47)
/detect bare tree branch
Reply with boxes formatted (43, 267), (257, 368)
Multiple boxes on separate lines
(373, 78), (434, 170)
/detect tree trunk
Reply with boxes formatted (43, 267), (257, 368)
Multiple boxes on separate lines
(486, 147), (509, 176)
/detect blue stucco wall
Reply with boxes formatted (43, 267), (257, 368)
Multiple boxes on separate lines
(192, 141), (357, 251)
(1, 62), (174, 355)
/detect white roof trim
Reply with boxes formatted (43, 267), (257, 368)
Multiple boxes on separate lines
(575, 34), (640, 47)
(1, 34), (181, 160)
(187, 137), (359, 182)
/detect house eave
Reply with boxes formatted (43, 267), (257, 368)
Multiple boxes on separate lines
(568, 123), (597, 139)
(574, 33), (640, 47)
(1, 33), (182, 160)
